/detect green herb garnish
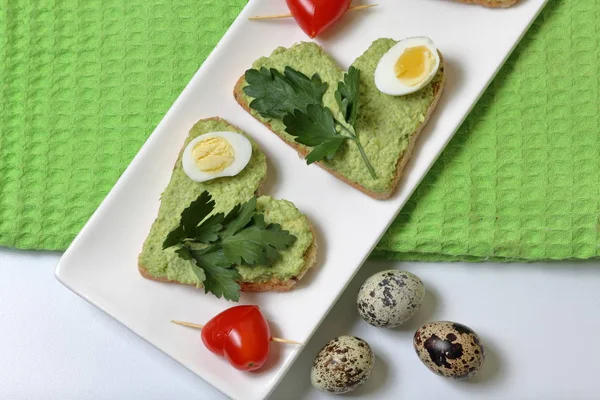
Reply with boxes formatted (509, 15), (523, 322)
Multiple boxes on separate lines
(244, 67), (328, 119)
(335, 66), (360, 128)
(164, 192), (296, 302)
(244, 66), (376, 178)
(283, 104), (346, 164)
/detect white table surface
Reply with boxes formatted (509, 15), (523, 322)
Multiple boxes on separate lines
(2, 247), (599, 399)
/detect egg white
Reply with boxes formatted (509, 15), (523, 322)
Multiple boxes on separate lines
(182, 131), (252, 183)
(374, 37), (440, 96)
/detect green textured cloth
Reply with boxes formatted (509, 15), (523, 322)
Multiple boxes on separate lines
(1, 1), (598, 261)
(0, 0), (247, 249)
(374, 0), (600, 262)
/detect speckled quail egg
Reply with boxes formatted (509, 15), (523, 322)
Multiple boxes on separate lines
(310, 336), (374, 394)
(414, 321), (485, 379)
(374, 36), (441, 96)
(182, 131), (252, 183)
(357, 270), (425, 328)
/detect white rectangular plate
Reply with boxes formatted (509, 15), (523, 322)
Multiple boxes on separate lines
(56, 1), (548, 399)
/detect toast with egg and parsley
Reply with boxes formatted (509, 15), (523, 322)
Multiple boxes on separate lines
(457, 0), (518, 7)
(234, 38), (445, 200)
(138, 118), (317, 301)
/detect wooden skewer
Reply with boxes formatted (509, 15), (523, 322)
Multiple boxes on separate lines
(171, 320), (304, 345)
(249, 4), (378, 21)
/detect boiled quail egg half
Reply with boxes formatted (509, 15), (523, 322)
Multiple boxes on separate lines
(182, 131), (252, 183)
(374, 37), (440, 96)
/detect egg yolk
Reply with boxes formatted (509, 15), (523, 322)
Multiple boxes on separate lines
(394, 46), (435, 87)
(192, 137), (235, 172)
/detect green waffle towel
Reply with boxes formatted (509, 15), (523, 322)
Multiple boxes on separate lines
(1, 1), (598, 261)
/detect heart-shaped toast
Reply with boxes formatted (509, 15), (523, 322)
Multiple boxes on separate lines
(138, 118), (316, 296)
(286, 0), (351, 38)
(234, 39), (445, 200)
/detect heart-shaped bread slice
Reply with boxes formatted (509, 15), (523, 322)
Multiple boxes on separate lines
(138, 117), (316, 292)
(234, 39), (445, 199)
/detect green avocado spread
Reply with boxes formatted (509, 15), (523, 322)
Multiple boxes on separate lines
(139, 119), (313, 285)
(241, 38), (443, 195)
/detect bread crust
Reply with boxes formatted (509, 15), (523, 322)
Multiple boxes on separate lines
(456, 0), (518, 7)
(233, 52), (446, 200)
(138, 117), (317, 292)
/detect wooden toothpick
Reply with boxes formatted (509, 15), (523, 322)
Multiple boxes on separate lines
(171, 320), (303, 345)
(249, 4), (378, 21)
(172, 320), (205, 329)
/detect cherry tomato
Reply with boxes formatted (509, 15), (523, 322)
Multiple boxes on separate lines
(201, 305), (271, 371)
(286, 0), (352, 38)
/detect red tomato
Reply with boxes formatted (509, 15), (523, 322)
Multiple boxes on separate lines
(201, 305), (271, 371)
(286, 0), (352, 38)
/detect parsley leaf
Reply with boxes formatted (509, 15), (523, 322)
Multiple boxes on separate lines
(221, 223), (296, 266)
(220, 203), (240, 227)
(283, 104), (339, 147)
(189, 263), (208, 284)
(180, 191), (215, 236)
(164, 191), (297, 301)
(163, 226), (185, 250)
(253, 213), (267, 229)
(190, 248), (241, 302)
(193, 213), (224, 243)
(201, 263), (241, 302)
(220, 197), (256, 239)
(335, 67), (360, 127)
(175, 246), (193, 262)
(283, 104), (347, 164)
(244, 67), (328, 119)
(305, 138), (347, 165)
(245, 66), (376, 178)
(192, 246), (230, 267)
(163, 191), (215, 249)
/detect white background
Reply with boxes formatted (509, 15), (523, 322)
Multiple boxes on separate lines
(3, 248), (599, 399)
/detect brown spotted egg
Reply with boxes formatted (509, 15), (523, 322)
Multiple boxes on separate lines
(310, 336), (374, 394)
(414, 321), (485, 379)
(357, 270), (425, 328)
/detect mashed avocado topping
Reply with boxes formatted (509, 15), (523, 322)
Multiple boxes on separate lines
(139, 119), (313, 287)
(241, 38), (443, 195)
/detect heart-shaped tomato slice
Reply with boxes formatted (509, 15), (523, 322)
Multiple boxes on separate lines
(201, 305), (271, 371)
(286, 0), (352, 38)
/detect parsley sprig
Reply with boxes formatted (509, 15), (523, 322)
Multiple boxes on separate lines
(163, 191), (296, 302)
(244, 67), (328, 119)
(244, 66), (377, 178)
